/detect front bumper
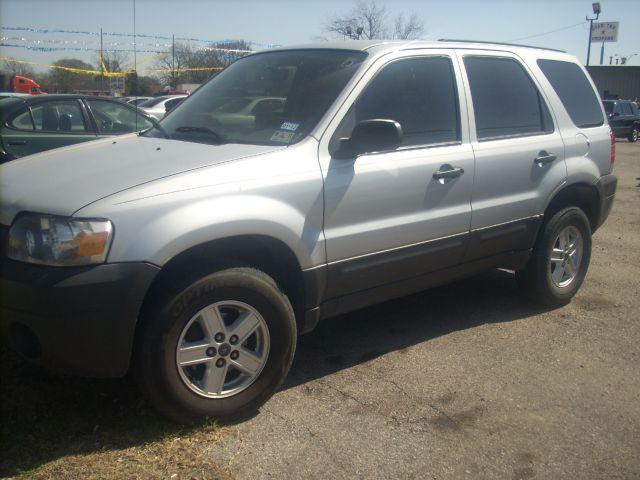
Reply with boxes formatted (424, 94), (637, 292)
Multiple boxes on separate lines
(595, 174), (617, 231)
(0, 257), (159, 377)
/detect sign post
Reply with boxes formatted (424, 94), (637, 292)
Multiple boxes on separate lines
(590, 22), (619, 65)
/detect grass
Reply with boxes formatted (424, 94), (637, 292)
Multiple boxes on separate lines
(0, 346), (232, 479)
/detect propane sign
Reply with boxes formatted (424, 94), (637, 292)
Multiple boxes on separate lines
(591, 22), (619, 43)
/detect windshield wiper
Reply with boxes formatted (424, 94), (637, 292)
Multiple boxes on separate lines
(174, 125), (226, 143)
(141, 121), (170, 139)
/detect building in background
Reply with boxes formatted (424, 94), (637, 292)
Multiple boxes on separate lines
(587, 66), (640, 100)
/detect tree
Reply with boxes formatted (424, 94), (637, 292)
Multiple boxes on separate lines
(125, 72), (162, 96)
(324, 0), (424, 40)
(1, 57), (36, 77)
(153, 41), (252, 88)
(393, 12), (424, 40)
(94, 50), (130, 75)
(46, 59), (97, 93)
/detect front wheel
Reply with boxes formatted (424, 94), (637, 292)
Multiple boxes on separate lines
(136, 267), (296, 423)
(628, 126), (638, 143)
(516, 207), (592, 307)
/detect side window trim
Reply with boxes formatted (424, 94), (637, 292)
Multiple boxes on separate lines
(330, 54), (463, 155)
(461, 53), (556, 142)
(27, 107), (36, 130)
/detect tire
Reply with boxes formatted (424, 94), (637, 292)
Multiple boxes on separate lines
(516, 207), (592, 307)
(628, 126), (638, 143)
(136, 267), (296, 424)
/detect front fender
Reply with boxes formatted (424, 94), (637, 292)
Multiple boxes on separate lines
(74, 138), (325, 269)
(104, 193), (325, 269)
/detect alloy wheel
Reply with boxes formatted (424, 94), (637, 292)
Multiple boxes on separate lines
(175, 300), (270, 399)
(549, 225), (583, 288)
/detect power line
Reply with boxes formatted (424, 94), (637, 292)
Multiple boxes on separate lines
(508, 21), (587, 42)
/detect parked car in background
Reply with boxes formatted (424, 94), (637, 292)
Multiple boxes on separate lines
(119, 96), (153, 106)
(209, 96), (286, 131)
(153, 89), (190, 96)
(138, 94), (187, 120)
(603, 99), (639, 142)
(0, 94), (156, 162)
(0, 41), (616, 423)
(0, 92), (31, 99)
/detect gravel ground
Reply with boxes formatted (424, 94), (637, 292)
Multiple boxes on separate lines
(1, 142), (638, 479)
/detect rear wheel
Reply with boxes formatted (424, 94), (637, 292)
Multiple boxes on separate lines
(136, 267), (296, 423)
(628, 126), (638, 143)
(516, 207), (591, 307)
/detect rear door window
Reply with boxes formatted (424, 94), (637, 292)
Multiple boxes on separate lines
(463, 56), (553, 140)
(30, 101), (88, 132)
(8, 108), (35, 130)
(537, 59), (604, 128)
(621, 102), (633, 115)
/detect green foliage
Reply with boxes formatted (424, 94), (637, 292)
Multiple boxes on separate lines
(125, 72), (162, 96)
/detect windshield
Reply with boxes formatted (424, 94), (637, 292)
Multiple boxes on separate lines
(603, 101), (614, 114)
(144, 49), (367, 145)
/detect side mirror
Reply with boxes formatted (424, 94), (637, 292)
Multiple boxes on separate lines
(612, 111), (620, 117)
(334, 119), (402, 159)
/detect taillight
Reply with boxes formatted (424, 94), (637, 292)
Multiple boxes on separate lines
(610, 128), (615, 169)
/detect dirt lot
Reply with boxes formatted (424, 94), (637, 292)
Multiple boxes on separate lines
(1, 142), (639, 479)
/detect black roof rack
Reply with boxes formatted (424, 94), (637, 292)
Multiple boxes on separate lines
(437, 39), (566, 53)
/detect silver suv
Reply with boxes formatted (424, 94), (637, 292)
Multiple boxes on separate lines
(0, 40), (617, 422)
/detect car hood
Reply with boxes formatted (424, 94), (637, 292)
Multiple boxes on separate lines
(0, 134), (283, 225)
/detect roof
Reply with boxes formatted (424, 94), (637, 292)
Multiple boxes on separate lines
(269, 39), (567, 55)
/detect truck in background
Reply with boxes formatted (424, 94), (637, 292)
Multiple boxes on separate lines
(0, 74), (46, 95)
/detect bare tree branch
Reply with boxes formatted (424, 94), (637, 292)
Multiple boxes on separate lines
(393, 12), (424, 40)
(323, 0), (423, 40)
(153, 41), (252, 87)
(2, 57), (36, 77)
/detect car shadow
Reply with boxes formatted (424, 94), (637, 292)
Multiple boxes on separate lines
(0, 269), (549, 476)
(283, 269), (550, 390)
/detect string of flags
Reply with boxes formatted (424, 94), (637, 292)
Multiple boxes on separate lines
(0, 57), (225, 77)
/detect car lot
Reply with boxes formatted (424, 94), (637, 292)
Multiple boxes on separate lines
(1, 141), (639, 479)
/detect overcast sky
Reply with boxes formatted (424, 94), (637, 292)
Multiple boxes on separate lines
(1, 0), (639, 72)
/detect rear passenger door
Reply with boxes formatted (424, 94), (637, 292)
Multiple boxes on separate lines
(457, 51), (566, 261)
(319, 51), (475, 299)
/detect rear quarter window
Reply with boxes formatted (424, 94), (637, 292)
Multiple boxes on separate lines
(537, 59), (604, 128)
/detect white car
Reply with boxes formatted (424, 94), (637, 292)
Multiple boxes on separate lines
(138, 95), (187, 120)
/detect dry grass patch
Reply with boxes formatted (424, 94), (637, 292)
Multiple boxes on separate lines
(0, 347), (232, 479)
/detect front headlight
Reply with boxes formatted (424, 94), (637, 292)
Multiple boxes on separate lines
(7, 214), (113, 266)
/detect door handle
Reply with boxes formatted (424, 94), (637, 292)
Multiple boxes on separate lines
(433, 164), (464, 180)
(534, 150), (556, 165)
(8, 140), (27, 146)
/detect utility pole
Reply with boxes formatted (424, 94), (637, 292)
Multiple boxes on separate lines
(585, 2), (601, 66)
(172, 33), (176, 89)
(100, 27), (104, 94)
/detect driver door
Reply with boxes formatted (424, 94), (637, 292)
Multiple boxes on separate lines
(318, 51), (475, 299)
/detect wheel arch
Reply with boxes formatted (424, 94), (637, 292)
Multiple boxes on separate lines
(133, 234), (309, 361)
(543, 182), (600, 232)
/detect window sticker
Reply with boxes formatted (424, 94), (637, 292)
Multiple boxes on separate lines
(271, 130), (296, 143)
(279, 121), (300, 132)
